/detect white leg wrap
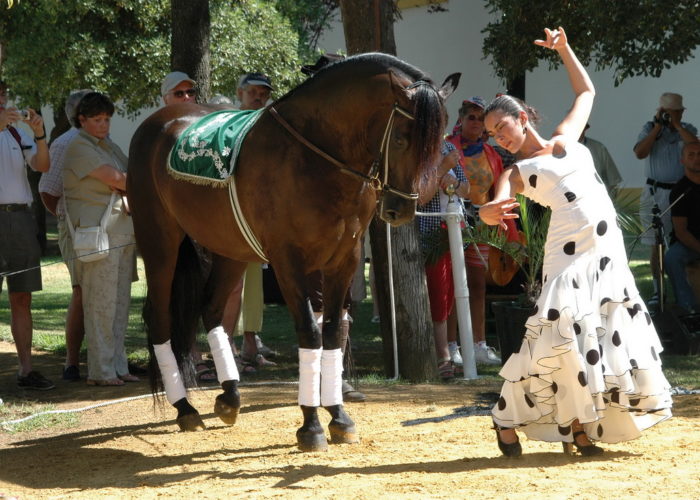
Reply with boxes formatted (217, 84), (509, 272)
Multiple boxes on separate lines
(298, 347), (322, 407)
(314, 312), (323, 326)
(321, 348), (344, 407)
(342, 311), (350, 321)
(207, 326), (239, 383)
(153, 340), (187, 405)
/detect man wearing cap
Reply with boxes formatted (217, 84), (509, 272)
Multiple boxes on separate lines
(0, 80), (54, 390)
(161, 71), (197, 106)
(236, 73), (273, 111)
(39, 89), (92, 381)
(634, 92), (697, 306)
(221, 72), (277, 369)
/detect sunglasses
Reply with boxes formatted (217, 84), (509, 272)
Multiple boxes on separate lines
(170, 88), (197, 98)
(466, 114), (484, 122)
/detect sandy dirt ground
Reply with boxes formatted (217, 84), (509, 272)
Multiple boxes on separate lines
(1, 341), (699, 500)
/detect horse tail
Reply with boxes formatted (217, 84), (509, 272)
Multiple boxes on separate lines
(145, 236), (206, 396)
(411, 81), (447, 193)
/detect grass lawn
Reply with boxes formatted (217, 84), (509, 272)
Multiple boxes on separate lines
(1, 228), (698, 390)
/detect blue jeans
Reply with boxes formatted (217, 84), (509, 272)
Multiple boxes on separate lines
(664, 241), (700, 311)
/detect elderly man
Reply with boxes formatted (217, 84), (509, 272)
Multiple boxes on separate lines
(665, 141), (700, 314)
(161, 71), (197, 106)
(634, 92), (697, 306)
(39, 89), (92, 381)
(236, 72), (272, 110)
(221, 72), (277, 372)
(0, 80), (53, 389)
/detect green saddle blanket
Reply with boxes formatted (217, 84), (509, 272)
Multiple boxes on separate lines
(168, 109), (263, 185)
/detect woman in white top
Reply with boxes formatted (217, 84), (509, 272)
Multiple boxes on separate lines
(480, 28), (672, 457)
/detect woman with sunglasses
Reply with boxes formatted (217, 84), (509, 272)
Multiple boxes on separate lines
(480, 27), (672, 457)
(444, 97), (519, 367)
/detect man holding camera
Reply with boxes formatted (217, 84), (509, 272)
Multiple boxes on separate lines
(0, 80), (54, 390)
(634, 92), (697, 306)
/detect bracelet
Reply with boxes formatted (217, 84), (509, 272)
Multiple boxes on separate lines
(34, 134), (46, 141)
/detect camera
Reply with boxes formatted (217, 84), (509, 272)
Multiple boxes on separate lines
(19, 109), (31, 120)
(662, 112), (670, 124)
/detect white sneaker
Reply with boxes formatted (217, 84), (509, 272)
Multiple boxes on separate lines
(474, 343), (501, 365)
(448, 342), (463, 366)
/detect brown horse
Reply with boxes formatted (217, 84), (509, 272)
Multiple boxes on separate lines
(127, 53), (459, 451)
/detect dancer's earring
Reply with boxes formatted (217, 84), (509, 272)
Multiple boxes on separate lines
(522, 125), (527, 134)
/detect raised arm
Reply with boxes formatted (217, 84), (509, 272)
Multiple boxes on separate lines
(535, 27), (595, 141)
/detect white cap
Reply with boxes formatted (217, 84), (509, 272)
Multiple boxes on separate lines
(161, 71), (195, 97)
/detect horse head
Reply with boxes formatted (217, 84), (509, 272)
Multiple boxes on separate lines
(376, 69), (460, 226)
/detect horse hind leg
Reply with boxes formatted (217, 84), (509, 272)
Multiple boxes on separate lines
(153, 340), (206, 431)
(202, 256), (247, 425)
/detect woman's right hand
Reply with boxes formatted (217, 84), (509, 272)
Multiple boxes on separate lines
(479, 197), (520, 231)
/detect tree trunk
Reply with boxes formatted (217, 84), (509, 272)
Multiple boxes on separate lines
(506, 72), (525, 100)
(339, 0), (436, 381)
(170, 0), (211, 103)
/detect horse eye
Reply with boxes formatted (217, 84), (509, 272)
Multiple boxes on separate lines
(393, 131), (408, 148)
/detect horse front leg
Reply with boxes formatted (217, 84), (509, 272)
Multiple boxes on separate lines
(273, 261), (328, 451)
(319, 268), (359, 445)
(202, 256), (248, 425)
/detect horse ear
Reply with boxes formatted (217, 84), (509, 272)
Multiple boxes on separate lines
(438, 73), (461, 100)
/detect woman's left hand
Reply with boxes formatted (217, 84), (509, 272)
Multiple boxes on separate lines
(534, 27), (567, 51)
(479, 197), (520, 231)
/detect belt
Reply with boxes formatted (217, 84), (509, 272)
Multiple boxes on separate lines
(646, 178), (675, 190)
(0, 203), (30, 212)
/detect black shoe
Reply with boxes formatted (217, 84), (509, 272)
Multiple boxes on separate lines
(62, 365), (81, 381)
(494, 422), (522, 457)
(563, 430), (604, 456)
(342, 380), (366, 402)
(17, 371), (56, 391)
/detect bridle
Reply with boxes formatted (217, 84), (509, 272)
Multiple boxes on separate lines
(269, 101), (419, 201)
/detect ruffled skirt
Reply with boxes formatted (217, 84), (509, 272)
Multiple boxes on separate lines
(491, 252), (672, 443)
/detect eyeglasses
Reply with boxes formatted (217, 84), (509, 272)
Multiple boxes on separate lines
(466, 114), (484, 122)
(170, 88), (197, 98)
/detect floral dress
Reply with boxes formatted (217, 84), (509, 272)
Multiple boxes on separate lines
(491, 141), (672, 444)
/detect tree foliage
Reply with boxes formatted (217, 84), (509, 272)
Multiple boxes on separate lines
(0, 0), (319, 115)
(482, 0), (700, 87)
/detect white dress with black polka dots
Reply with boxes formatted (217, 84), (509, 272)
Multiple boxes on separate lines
(492, 141), (672, 444)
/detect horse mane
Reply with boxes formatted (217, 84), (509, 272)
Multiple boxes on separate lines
(277, 52), (446, 192)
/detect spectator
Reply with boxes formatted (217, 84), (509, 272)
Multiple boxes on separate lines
(39, 89), (92, 381)
(0, 80), (54, 390)
(417, 141), (471, 379)
(580, 123), (622, 191)
(235, 72), (272, 111)
(63, 92), (138, 386)
(221, 72), (277, 369)
(446, 96), (518, 366)
(633, 92), (697, 306)
(665, 140), (700, 314)
(161, 72), (197, 106)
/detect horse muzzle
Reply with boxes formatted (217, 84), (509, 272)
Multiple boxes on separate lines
(378, 194), (417, 227)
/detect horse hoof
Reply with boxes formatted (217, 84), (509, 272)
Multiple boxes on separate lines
(176, 412), (206, 431)
(214, 396), (240, 425)
(296, 428), (328, 452)
(328, 422), (359, 444)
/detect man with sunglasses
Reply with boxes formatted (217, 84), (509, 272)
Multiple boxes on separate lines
(161, 71), (197, 106)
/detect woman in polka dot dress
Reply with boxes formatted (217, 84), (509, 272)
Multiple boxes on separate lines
(480, 27), (672, 457)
